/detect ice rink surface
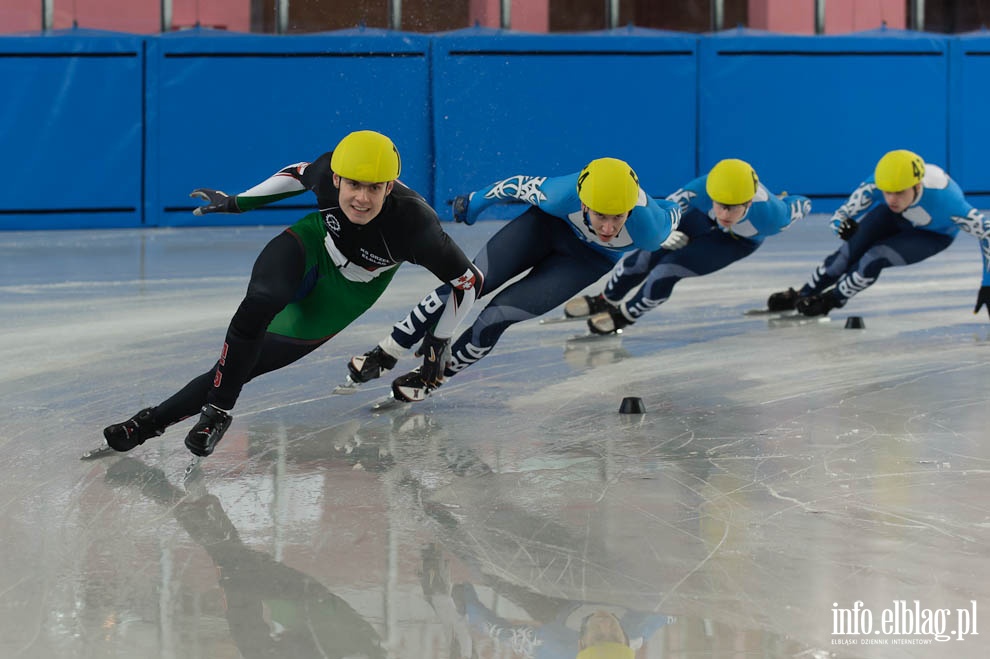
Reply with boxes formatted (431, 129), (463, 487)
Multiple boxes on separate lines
(1, 215), (988, 658)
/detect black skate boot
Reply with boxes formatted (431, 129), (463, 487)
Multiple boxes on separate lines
(391, 368), (441, 403)
(183, 404), (233, 457)
(347, 345), (398, 383)
(103, 407), (165, 453)
(587, 306), (632, 335)
(767, 287), (800, 312)
(796, 289), (845, 317)
(564, 293), (614, 319)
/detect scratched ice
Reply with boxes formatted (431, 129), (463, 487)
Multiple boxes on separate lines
(1, 218), (988, 658)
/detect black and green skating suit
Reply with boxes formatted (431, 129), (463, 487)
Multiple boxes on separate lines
(153, 151), (482, 426)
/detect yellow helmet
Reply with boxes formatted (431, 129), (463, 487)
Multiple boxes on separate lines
(706, 158), (759, 205)
(874, 149), (925, 192)
(330, 130), (401, 183)
(577, 157), (640, 215)
(576, 643), (635, 659)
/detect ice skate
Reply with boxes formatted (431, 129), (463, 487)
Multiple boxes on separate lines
(183, 404), (233, 458)
(335, 345), (398, 394)
(796, 289), (844, 317)
(371, 368), (440, 409)
(587, 306), (632, 335)
(766, 287), (800, 312)
(85, 407), (165, 460)
(563, 293), (613, 319)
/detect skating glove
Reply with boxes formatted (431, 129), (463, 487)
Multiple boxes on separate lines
(416, 331), (450, 387)
(660, 230), (689, 251)
(450, 194), (474, 225)
(190, 189), (241, 216)
(974, 285), (990, 319)
(837, 218), (858, 241)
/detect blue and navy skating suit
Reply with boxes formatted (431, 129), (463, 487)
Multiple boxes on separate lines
(604, 175), (810, 321)
(378, 171), (680, 376)
(457, 173), (675, 262)
(799, 164), (990, 303)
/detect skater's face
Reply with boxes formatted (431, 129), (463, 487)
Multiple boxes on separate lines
(579, 610), (630, 649)
(882, 184), (921, 214)
(333, 174), (394, 225)
(712, 200), (751, 228)
(584, 206), (630, 242)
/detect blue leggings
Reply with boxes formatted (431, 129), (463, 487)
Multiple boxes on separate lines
(604, 209), (759, 319)
(388, 207), (614, 376)
(801, 205), (955, 300)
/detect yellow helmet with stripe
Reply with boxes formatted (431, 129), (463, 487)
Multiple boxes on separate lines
(706, 158), (759, 205)
(330, 130), (401, 183)
(577, 157), (640, 215)
(874, 149), (925, 192)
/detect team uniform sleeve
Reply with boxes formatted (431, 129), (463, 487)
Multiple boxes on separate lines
(627, 196), (678, 252)
(459, 174), (566, 224)
(829, 178), (880, 235)
(765, 193), (812, 236)
(404, 215), (484, 339)
(664, 177), (708, 215)
(949, 203), (990, 286)
(233, 153), (332, 212)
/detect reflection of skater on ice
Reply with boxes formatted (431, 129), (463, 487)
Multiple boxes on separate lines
(104, 458), (386, 659)
(419, 542), (672, 659)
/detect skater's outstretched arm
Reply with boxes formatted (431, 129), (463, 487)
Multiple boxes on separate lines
(190, 156), (327, 215)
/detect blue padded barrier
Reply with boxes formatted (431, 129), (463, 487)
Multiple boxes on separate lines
(948, 32), (990, 207)
(431, 27), (698, 220)
(699, 28), (948, 211)
(145, 27), (431, 227)
(0, 30), (144, 230)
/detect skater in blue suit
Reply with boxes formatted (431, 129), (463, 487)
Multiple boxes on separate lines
(767, 149), (990, 317)
(343, 157), (681, 395)
(565, 159), (811, 334)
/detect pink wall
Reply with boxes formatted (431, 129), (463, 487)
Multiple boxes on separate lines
(172, 0), (249, 31)
(825, 0), (906, 32)
(750, 0), (816, 35)
(469, 0), (549, 32)
(0, 0), (249, 34)
(748, 0), (906, 34)
(1, 3), (40, 33)
(0, 0), (908, 36)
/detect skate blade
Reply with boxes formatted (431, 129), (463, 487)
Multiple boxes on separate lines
(767, 315), (831, 327)
(370, 393), (409, 411)
(744, 308), (797, 317)
(568, 329), (623, 343)
(80, 444), (116, 461)
(183, 456), (203, 480)
(539, 316), (585, 325)
(332, 375), (362, 395)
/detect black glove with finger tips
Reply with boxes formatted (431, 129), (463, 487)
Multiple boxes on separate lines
(837, 218), (858, 241)
(190, 189), (241, 216)
(416, 331), (451, 387)
(449, 194), (473, 225)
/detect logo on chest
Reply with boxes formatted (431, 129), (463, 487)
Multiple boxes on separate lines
(323, 211), (341, 233)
